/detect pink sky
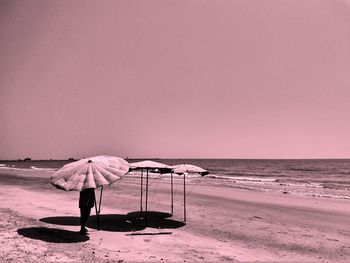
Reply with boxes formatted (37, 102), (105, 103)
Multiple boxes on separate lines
(1, 0), (350, 160)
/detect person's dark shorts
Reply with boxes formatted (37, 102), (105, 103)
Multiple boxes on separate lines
(79, 188), (95, 208)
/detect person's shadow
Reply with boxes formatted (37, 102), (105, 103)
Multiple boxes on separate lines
(17, 227), (89, 243)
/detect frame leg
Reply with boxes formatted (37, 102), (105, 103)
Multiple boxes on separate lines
(145, 169), (149, 226)
(171, 172), (174, 214)
(140, 169), (143, 218)
(183, 173), (186, 222)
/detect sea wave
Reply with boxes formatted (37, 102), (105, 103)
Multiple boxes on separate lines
(30, 166), (56, 171)
(309, 194), (350, 200)
(125, 171), (202, 179)
(0, 166), (55, 172)
(203, 176), (350, 200)
(288, 167), (325, 172)
(207, 174), (277, 182)
(225, 172), (273, 177)
(0, 166), (32, 171)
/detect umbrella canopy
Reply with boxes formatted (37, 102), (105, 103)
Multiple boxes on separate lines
(51, 155), (129, 191)
(172, 164), (209, 176)
(130, 160), (172, 171)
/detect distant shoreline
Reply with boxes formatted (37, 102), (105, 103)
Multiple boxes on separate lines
(1, 158), (350, 162)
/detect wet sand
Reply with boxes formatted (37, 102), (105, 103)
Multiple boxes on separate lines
(0, 168), (350, 262)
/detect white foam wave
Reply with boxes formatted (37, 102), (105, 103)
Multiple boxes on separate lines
(161, 173), (202, 178)
(0, 166), (55, 172)
(207, 174), (277, 182)
(310, 194), (350, 200)
(30, 166), (56, 171)
(0, 166), (32, 171)
(231, 176), (277, 182)
(125, 171), (202, 180)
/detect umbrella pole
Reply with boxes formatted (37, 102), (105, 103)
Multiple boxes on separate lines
(145, 168), (149, 226)
(94, 197), (98, 228)
(99, 185), (103, 212)
(171, 172), (174, 214)
(183, 173), (186, 222)
(95, 186), (103, 230)
(140, 169), (143, 218)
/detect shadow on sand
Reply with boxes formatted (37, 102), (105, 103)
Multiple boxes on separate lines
(40, 214), (143, 232)
(17, 227), (89, 243)
(40, 216), (80, 226)
(127, 211), (173, 220)
(40, 211), (185, 232)
(125, 211), (186, 229)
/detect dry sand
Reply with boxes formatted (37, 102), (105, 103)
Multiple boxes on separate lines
(0, 168), (350, 262)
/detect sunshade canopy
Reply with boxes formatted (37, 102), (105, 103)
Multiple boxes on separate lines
(51, 155), (129, 191)
(129, 160), (173, 173)
(172, 164), (209, 176)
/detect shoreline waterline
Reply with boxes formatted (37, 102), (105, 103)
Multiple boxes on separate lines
(1, 159), (349, 201)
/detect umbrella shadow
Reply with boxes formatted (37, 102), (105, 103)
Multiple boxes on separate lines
(39, 211), (186, 233)
(40, 214), (145, 232)
(127, 211), (173, 220)
(87, 214), (145, 232)
(143, 218), (186, 229)
(40, 216), (80, 226)
(17, 227), (89, 243)
(125, 211), (186, 229)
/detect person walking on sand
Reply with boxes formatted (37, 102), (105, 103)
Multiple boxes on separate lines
(79, 188), (95, 234)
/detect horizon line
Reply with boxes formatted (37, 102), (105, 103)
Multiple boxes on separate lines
(1, 157), (350, 162)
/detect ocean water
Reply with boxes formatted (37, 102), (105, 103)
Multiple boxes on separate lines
(1, 159), (350, 185)
(1, 159), (350, 194)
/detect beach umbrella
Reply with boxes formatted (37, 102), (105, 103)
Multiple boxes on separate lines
(172, 164), (209, 222)
(51, 155), (130, 229)
(130, 160), (171, 171)
(172, 164), (209, 176)
(129, 160), (172, 225)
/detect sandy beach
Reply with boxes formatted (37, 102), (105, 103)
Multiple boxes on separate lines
(1, 168), (350, 262)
